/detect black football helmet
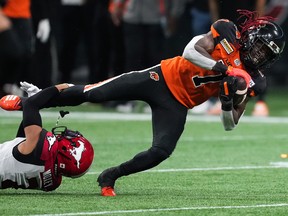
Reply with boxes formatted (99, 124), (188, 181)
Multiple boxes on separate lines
(240, 21), (285, 70)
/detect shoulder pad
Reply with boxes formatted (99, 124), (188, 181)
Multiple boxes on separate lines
(211, 19), (241, 43)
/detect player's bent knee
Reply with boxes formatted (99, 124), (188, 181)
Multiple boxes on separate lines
(149, 146), (170, 162)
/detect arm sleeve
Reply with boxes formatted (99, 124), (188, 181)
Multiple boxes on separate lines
(182, 35), (218, 70)
(182, 20), (239, 72)
(22, 86), (59, 128)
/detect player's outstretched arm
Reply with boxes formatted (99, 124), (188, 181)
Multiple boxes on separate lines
(18, 84), (70, 154)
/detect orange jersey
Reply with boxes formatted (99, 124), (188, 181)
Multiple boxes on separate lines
(161, 20), (245, 109)
(2, 0), (31, 19)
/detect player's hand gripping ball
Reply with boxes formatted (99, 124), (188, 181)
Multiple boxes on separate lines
(233, 76), (247, 106)
(220, 76), (247, 111)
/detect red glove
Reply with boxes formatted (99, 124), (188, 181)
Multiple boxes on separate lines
(226, 66), (251, 88)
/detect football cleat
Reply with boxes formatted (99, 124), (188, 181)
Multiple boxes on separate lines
(97, 167), (120, 196)
(101, 186), (116, 197)
(0, 95), (22, 111)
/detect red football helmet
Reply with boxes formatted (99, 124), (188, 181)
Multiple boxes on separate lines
(52, 126), (94, 178)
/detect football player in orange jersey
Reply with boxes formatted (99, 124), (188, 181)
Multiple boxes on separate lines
(10, 10), (285, 196)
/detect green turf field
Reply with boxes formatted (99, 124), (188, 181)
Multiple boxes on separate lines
(1, 113), (288, 215)
(0, 88), (288, 215)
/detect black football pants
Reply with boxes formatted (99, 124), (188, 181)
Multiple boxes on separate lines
(45, 65), (188, 177)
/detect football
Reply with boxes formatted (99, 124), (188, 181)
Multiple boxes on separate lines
(233, 76), (248, 106)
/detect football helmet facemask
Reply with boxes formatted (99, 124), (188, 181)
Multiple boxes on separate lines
(52, 126), (94, 178)
(240, 20), (285, 70)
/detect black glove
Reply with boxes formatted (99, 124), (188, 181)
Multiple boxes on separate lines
(219, 76), (238, 111)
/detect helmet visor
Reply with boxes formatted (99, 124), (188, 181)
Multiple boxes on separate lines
(248, 39), (275, 68)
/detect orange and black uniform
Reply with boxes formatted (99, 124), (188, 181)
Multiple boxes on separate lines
(44, 20), (266, 181)
(161, 19), (265, 108)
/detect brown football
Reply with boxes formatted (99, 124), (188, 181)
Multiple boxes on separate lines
(233, 76), (248, 106)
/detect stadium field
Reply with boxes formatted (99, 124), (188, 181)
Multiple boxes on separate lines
(1, 105), (288, 215)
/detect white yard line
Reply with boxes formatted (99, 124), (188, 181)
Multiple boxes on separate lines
(26, 164), (288, 216)
(87, 163), (288, 175)
(29, 203), (288, 216)
(1, 110), (288, 123)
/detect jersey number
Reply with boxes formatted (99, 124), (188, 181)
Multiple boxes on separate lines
(192, 74), (224, 88)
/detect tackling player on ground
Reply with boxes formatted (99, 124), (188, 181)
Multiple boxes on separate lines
(3, 10), (285, 196)
(0, 84), (94, 191)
